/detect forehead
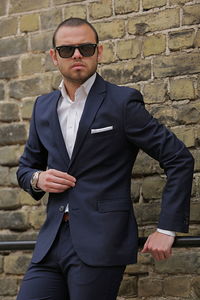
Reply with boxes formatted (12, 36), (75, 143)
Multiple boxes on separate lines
(55, 24), (97, 46)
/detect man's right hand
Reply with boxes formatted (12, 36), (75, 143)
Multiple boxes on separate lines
(37, 169), (76, 193)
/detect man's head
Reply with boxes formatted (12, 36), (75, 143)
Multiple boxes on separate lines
(52, 18), (99, 48)
(50, 18), (103, 86)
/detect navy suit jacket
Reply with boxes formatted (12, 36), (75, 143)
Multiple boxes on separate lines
(17, 73), (194, 266)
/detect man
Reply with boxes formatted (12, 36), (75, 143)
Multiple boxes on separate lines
(16, 18), (194, 300)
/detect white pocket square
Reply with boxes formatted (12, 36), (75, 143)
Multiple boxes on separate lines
(91, 126), (113, 134)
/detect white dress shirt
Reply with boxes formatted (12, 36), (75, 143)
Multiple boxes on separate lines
(57, 73), (175, 236)
(57, 73), (96, 158)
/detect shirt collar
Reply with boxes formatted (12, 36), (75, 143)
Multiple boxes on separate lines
(59, 73), (96, 102)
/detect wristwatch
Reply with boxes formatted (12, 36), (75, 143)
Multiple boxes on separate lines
(30, 171), (42, 190)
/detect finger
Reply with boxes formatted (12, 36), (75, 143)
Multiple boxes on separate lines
(48, 169), (76, 182)
(51, 176), (76, 187)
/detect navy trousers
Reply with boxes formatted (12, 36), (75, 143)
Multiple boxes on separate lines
(16, 221), (126, 300)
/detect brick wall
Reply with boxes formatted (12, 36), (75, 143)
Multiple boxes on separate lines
(0, 0), (200, 299)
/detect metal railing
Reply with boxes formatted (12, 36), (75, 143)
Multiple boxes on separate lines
(0, 236), (199, 251)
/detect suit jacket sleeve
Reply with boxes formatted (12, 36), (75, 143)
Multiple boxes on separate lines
(124, 90), (194, 233)
(17, 98), (47, 200)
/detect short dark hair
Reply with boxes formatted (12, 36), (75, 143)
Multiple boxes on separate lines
(52, 18), (99, 48)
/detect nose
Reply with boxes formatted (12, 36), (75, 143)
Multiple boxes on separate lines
(72, 47), (83, 59)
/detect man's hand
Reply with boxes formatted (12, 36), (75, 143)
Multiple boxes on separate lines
(37, 169), (76, 193)
(141, 231), (175, 261)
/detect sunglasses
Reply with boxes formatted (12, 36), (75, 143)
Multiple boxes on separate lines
(55, 43), (98, 58)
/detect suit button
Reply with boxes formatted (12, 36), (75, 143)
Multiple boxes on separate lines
(59, 205), (65, 212)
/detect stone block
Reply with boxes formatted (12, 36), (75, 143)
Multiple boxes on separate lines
(9, 0), (50, 13)
(17, 190), (39, 206)
(0, 0), (7, 16)
(190, 202), (200, 223)
(21, 98), (35, 120)
(0, 59), (19, 79)
(131, 179), (141, 202)
(142, 176), (165, 200)
(154, 53), (200, 78)
(0, 211), (29, 231)
(150, 105), (178, 126)
(0, 167), (9, 185)
(192, 276), (200, 298)
(0, 145), (23, 166)
(195, 29), (200, 47)
(53, 0), (81, 3)
(133, 151), (162, 175)
(30, 31), (53, 52)
(138, 277), (162, 297)
(134, 203), (161, 225)
(0, 83), (5, 100)
(51, 72), (62, 90)
(172, 127), (195, 148)
(9, 75), (52, 99)
(0, 256), (3, 273)
(45, 53), (57, 72)
(163, 275), (191, 297)
(29, 206), (46, 229)
(9, 167), (18, 186)
(155, 250), (200, 274)
(143, 81), (167, 104)
(192, 150), (200, 172)
(115, 0), (139, 14)
(0, 189), (21, 210)
(118, 276), (137, 297)
(21, 54), (44, 75)
(0, 36), (28, 57)
(176, 103), (200, 125)
(169, 29), (195, 51)
(20, 14), (39, 33)
(89, 0), (112, 19)
(40, 9), (62, 30)
(143, 0), (166, 10)
(143, 34), (166, 56)
(0, 124), (27, 146)
(116, 38), (141, 60)
(100, 42), (116, 64)
(128, 8), (179, 35)
(0, 102), (19, 122)
(170, 78), (195, 100)
(0, 17), (18, 38)
(100, 60), (151, 85)
(169, 0), (189, 4)
(0, 277), (18, 296)
(93, 20), (125, 41)
(4, 253), (31, 275)
(63, 5), (87, 19)
(183, 4), (200, 25)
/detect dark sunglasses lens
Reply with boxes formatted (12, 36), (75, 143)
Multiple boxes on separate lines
(79, 44), (96, 57)
(59, 46), (74, 58)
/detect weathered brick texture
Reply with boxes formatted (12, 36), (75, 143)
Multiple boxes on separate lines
(0, 0), (200, 299)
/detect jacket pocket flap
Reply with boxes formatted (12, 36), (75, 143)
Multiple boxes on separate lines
(98, 199), (131, 212)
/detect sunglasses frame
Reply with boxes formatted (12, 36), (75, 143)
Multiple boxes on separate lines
(55, 43), (98, 58)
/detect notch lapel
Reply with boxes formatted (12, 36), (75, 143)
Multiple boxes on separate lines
(49, 90), (71, 168)
(68, 75), (106, 171)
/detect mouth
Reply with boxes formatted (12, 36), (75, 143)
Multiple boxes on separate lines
(71, 63), (86, 70)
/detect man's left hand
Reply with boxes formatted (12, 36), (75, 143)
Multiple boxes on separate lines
(141, 231), (175, 261)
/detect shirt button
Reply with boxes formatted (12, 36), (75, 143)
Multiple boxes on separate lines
(59, 205), (65, 212)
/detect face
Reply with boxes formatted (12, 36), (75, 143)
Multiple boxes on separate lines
(50, 24), (103, 86)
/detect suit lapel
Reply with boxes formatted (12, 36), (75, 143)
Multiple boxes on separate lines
(68, 74), (106, 170)
(49, 90), (71, 168)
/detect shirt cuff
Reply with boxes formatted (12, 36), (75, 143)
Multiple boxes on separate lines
(157, 228), (176, 237)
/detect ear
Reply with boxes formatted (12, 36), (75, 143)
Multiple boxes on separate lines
(49, 48), (58, 66)
(97, 44), (103, 62)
